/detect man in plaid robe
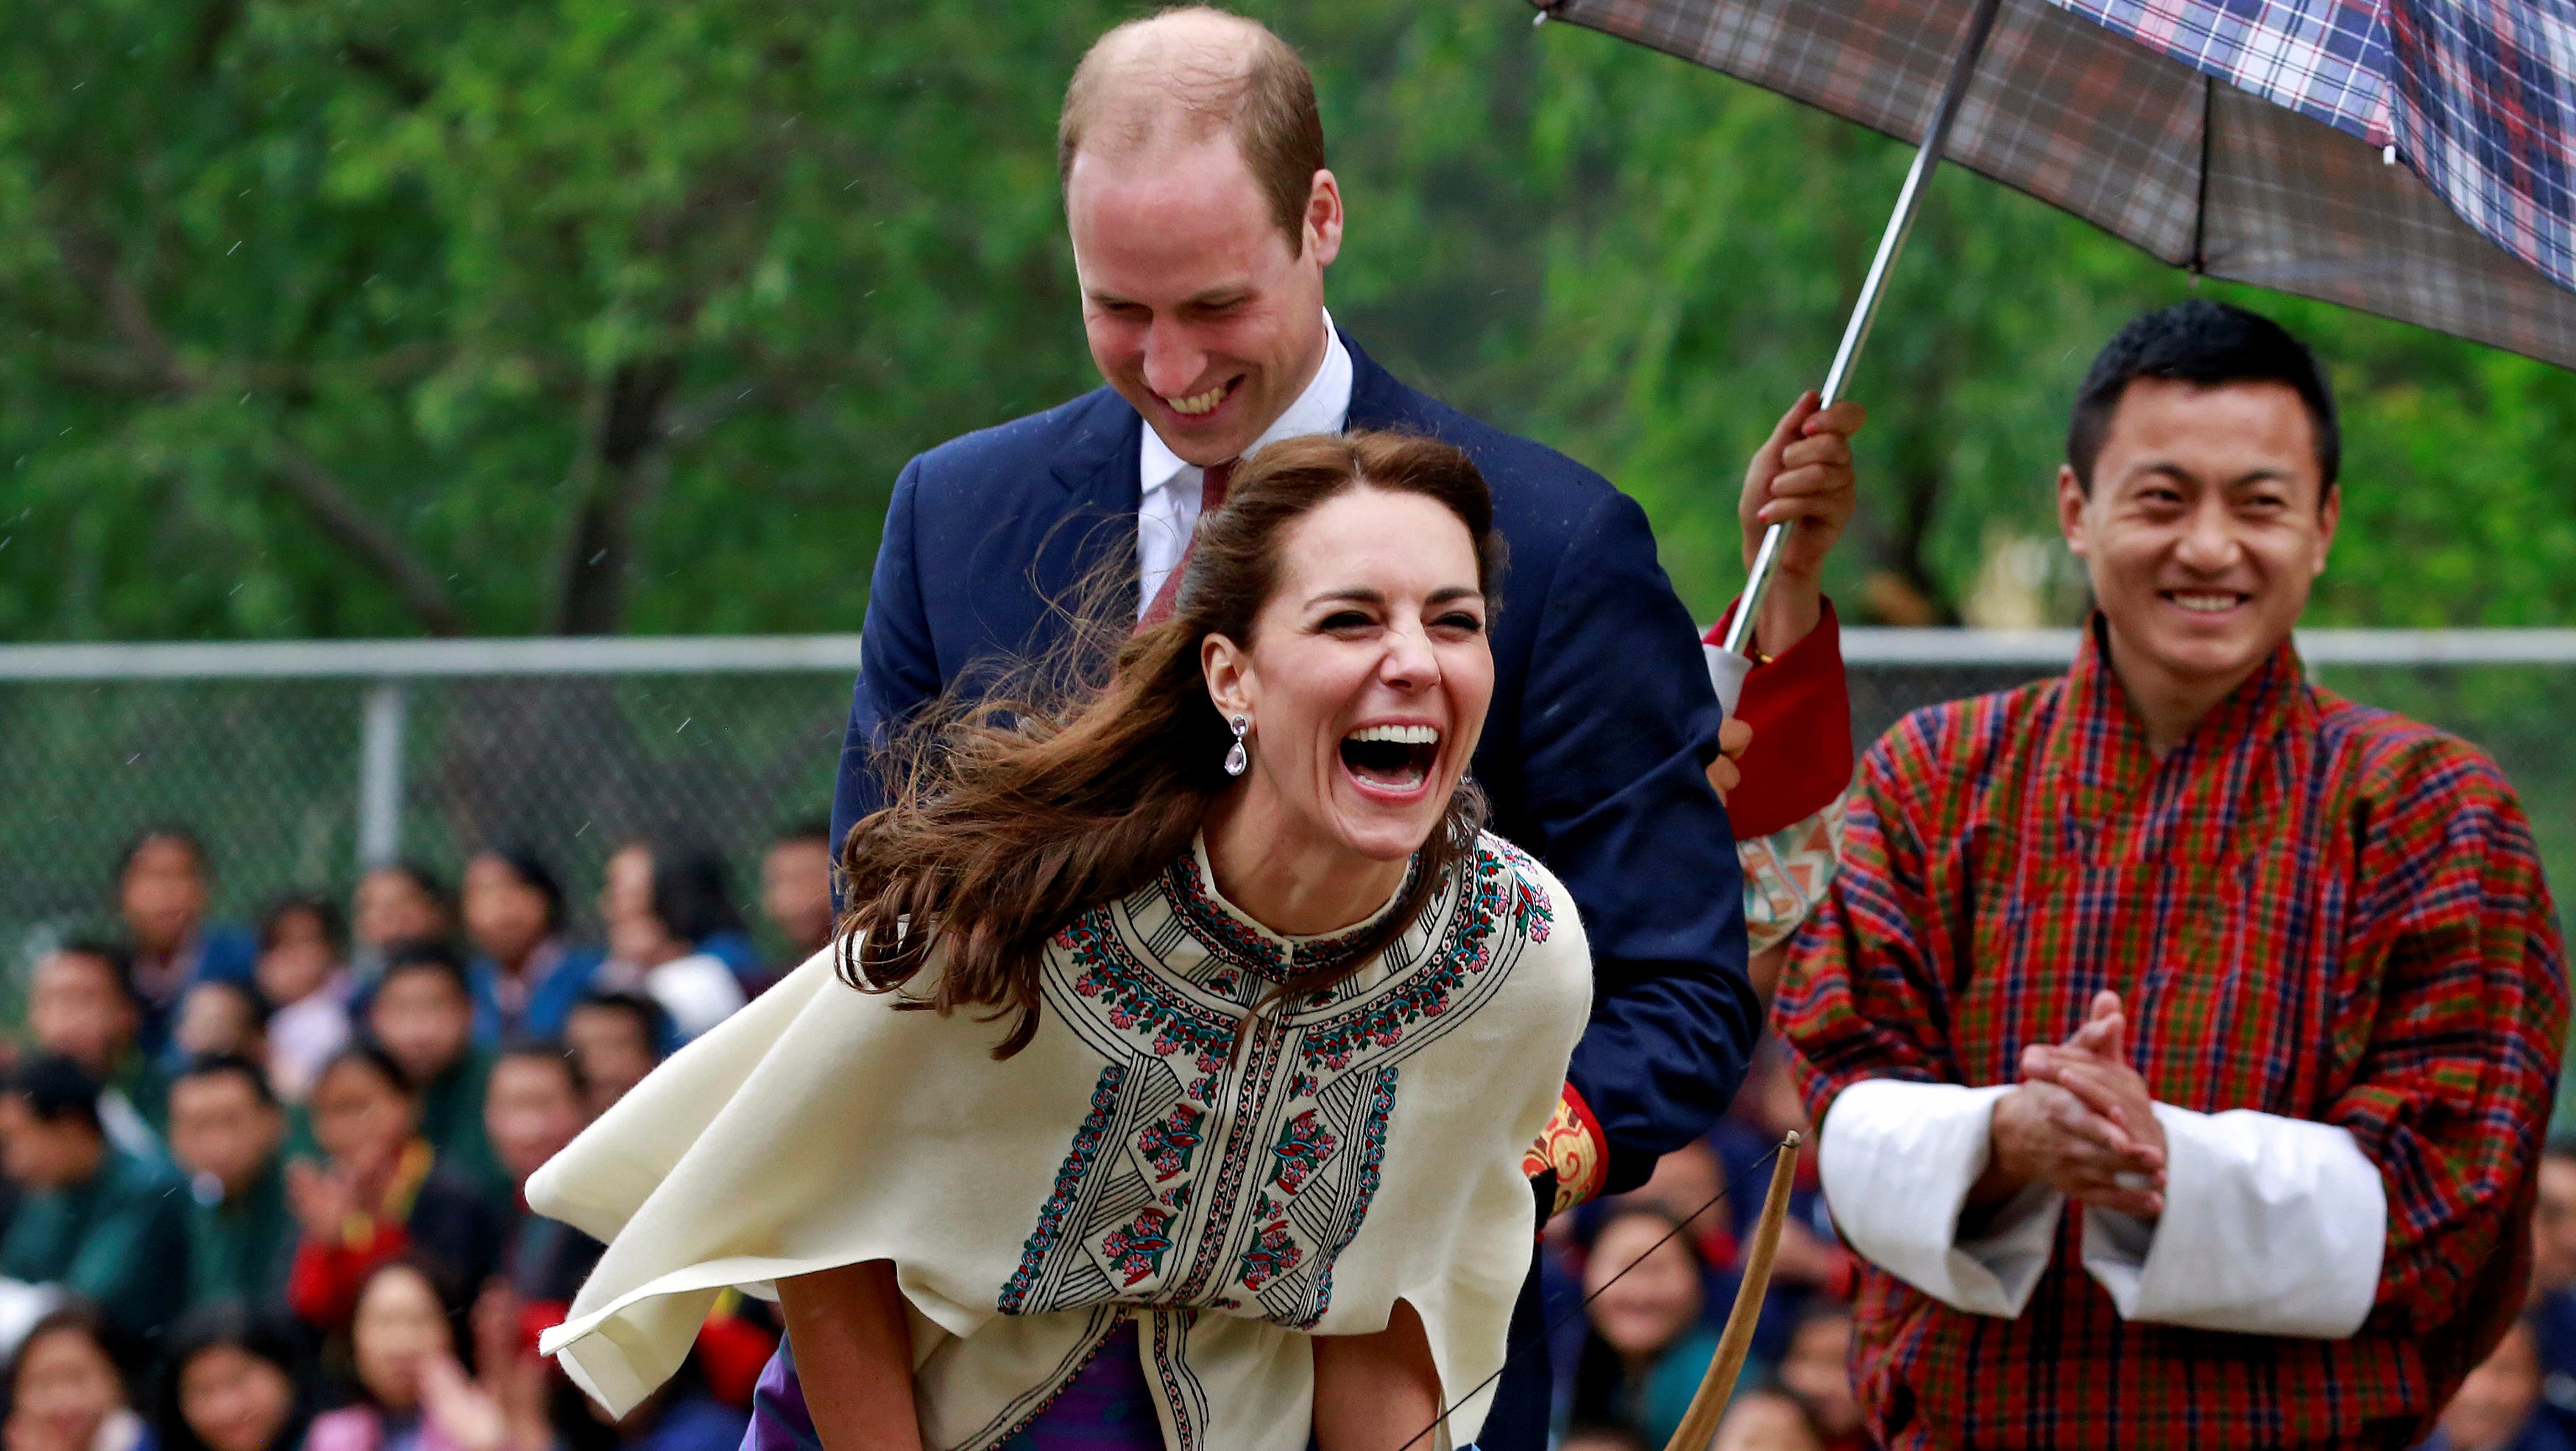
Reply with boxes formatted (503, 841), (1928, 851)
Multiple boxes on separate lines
(1779, 300), (2568, 1450)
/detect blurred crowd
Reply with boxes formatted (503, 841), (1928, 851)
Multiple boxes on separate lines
(0, 823), (841, 1451)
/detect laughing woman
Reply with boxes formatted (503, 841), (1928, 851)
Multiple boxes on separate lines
(530, 431), (1589, 1451)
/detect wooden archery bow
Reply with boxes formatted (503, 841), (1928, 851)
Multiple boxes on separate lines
(1661, 1131), (1804, 1451)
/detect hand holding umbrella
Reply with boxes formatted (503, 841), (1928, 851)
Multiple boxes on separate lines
(1737, 390), (1866, 660)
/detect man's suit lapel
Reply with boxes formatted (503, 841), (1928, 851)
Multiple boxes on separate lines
(1038, 394), (1148, 620)
(1342, 331), (1437, 434)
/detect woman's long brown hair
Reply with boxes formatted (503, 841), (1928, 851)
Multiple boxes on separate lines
(835, 429), (1508, 1056)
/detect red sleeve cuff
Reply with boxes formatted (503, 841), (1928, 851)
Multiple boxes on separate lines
(1523, 1081), (1610, 1218)
(1705, 597), (1853, 839)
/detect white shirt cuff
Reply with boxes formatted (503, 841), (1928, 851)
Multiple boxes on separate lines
(1818, 1079), (2059, 1318)
(2079, 1102), (2385, 1338)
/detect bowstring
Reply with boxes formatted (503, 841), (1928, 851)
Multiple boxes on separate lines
(1393, 1139), (1788, 1451)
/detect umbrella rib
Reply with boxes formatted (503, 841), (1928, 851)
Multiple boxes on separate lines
(2192, 75), (2212, 277)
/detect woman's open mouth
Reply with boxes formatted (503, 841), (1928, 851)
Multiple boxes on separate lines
(1340, 723), (1440, 798)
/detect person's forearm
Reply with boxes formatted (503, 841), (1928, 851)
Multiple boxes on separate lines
(777, 1261), (922, 1451)
(1752, 572), (1823, 657)
(1311, 1300), (1441, 1451)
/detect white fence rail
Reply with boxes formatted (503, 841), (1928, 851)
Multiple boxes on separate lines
(7, 628), (2576, 681)
(0, 635), (871, 681)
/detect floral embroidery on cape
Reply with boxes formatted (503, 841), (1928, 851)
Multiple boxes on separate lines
(999, 837), (1549, 1336)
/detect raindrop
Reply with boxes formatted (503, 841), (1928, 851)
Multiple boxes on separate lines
(676, 717), (693, 733)
(589, 549), (607, 565)
(227, 241), (242, 255)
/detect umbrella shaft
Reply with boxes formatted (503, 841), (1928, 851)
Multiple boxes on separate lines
(1723, 0), (2005, 660)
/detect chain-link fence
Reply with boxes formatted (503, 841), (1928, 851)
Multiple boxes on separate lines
(1, 638), (864, 978)
(6, 631), (2574, 994)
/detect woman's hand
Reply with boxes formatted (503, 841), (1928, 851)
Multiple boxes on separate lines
(1312, 1300), (1442, 1451)
(778, 1261), (923, 1451)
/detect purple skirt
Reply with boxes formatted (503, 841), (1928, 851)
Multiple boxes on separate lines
(745, 1321), (1161, 1451)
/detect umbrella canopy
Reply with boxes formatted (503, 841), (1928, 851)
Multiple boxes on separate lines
(1529, 0), (2576, 370)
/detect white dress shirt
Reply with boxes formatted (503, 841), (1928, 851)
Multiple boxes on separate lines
(1136, 311), (1353, 617)
(1816, 1078), (2388, 1338)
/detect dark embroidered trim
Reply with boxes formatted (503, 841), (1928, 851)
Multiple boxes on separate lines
(1172, 1019), (1287, 1300)
(1298, 1066), (1398, 1327)
(1297, 852), (1426, 961)
(1149, 1310), (1202, 1451)
(1164, 849), (1419, 986)
(998, 834), (1537, 1378)
(999, 1063), (1126, 1314)
(980, 1309), (1127, 1450)
(1299, 844), (1515, 1070)
(1059, 912), (1237, 1073)
(1490, 839), (1555, 942)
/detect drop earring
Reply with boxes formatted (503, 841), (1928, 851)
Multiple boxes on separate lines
(1223, 715), (1249, 777)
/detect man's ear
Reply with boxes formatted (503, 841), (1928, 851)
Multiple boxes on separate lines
(1306, 169), (1343, 269)
(2056, 465), (2091, 559)
(1202, 633), (1255, 720)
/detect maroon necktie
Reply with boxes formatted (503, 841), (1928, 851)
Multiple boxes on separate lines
(1139, 459), (1234, 627)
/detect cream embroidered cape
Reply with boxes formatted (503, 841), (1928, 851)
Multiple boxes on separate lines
(531, 832), (1590, 1451)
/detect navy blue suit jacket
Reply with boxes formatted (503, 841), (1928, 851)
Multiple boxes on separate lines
(830, 333), (1756, 1189)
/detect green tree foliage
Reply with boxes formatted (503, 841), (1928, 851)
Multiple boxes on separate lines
(4, 0), (2575, 639)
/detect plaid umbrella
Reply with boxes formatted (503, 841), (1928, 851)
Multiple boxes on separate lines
(1527, 0), (2576, 658)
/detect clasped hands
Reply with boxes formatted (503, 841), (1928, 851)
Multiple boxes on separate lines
(1969, 991), (2168, 1224)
